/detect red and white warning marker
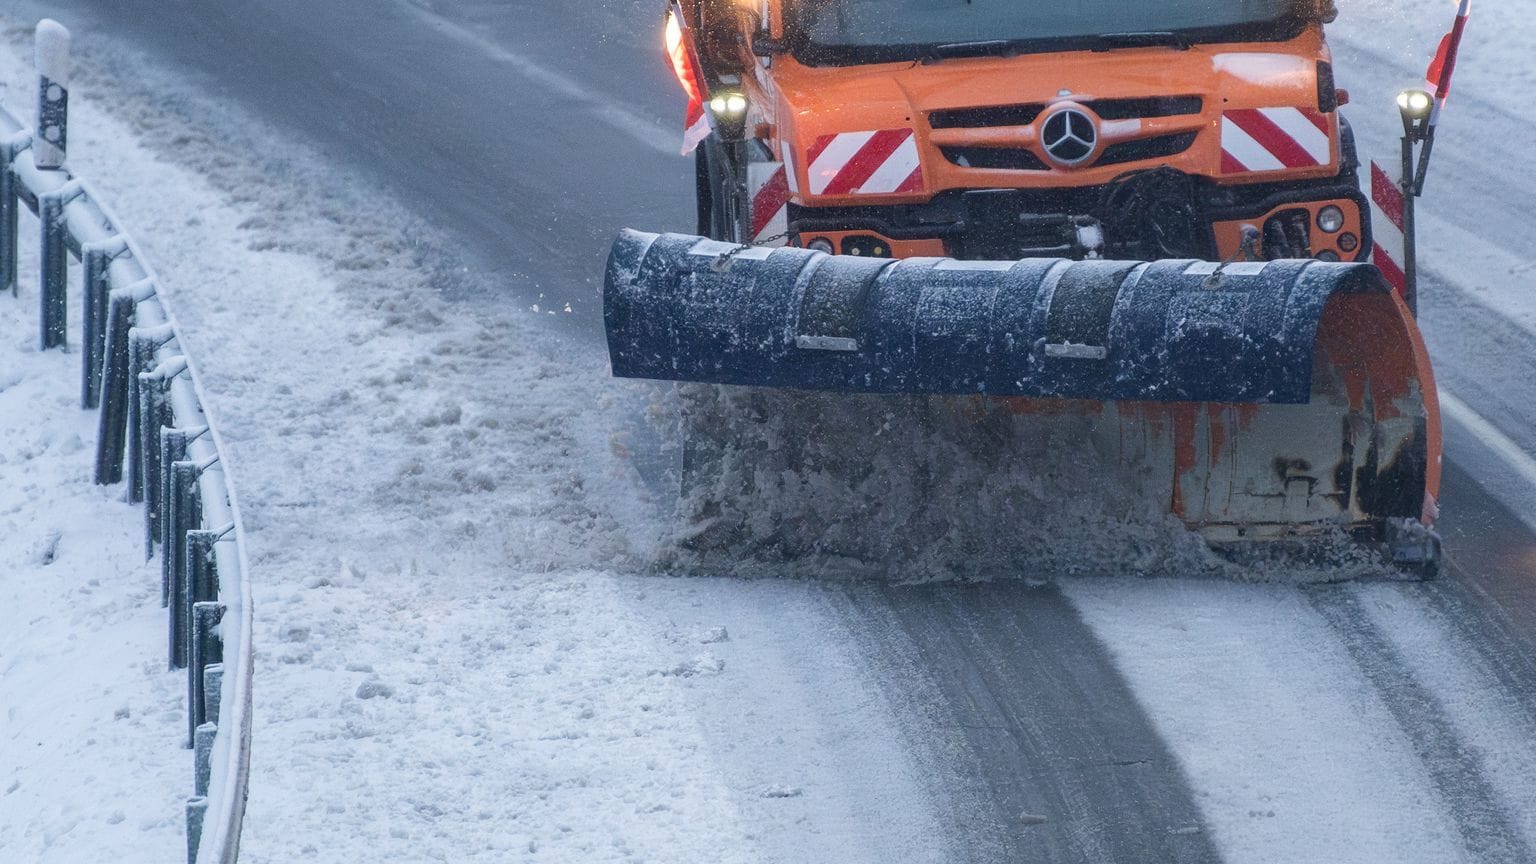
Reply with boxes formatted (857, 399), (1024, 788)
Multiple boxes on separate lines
(806, 129), (924, 196)
(665, 9), (711, 155)
(1366, 1), (1472, 305)
(1425, 0), (1472, 124)
(1220, 107), (1332, 175)
(748, 161), (791, 245)
(1370, 161), (1407, 297)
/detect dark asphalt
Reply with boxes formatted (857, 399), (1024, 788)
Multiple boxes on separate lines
(17, 0), (693, 322)
(850, 582), (1221, 864)
(22, 2), (1536, 860)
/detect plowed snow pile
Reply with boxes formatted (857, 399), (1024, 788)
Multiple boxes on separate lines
(653, 384), (1388, 582)
(663, 385), (1219, 579)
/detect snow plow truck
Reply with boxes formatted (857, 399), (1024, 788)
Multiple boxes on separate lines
(604, 0), (1442, 574)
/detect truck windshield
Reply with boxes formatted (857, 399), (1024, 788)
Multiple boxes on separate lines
(786, 0), (1314, 65)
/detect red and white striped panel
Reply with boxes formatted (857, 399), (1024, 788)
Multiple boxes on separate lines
(748, 161), (790, 246)
(1221, 107), (1333, 174)
(806, 129), (924, 196)
(1370, 160), (1408, 297)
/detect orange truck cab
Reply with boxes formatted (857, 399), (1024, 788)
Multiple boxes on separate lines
(673, 0), (1366, 265)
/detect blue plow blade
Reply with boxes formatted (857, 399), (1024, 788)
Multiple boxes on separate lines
(602, 229), (1395, 404)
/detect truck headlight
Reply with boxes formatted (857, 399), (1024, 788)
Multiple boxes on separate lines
(710, 92), (748, 117)
(1317, 206), (1345, 233)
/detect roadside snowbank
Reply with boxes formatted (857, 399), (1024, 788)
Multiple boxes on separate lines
(0, 17), (954, 864)
(0, 181), (183, 860)
(668, 385), (1233, 580)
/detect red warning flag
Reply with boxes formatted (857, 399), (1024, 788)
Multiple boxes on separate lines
(1425, 0), (1472, 120)
(665, 8), (712, 155)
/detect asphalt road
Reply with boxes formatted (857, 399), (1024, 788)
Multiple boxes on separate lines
(22, 1), (1536, 860)
(16, 0), (692, 322)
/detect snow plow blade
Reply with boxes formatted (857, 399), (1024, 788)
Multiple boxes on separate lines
(605, 230), (1441, 561)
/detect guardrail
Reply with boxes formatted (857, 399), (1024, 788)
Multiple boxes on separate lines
(1, 21), (252, 864)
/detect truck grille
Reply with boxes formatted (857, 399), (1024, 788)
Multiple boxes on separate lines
(1098, 132), (1199, 166)
(1085, 96), (1203, 121)
(931, 97), (1203, 172)
(940, 131), (1197, 172)
(929, 104), (1045, 130)
(939, 146), (1048, 171)
(929, 96), (1202, 129)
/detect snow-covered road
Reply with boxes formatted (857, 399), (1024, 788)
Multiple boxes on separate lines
(4, 2), (1536, 863)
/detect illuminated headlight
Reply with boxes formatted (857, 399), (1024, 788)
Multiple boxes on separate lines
(1317, 205), (1345, 233)
(710, 93), (748, 116)
(1396, 89), (1433, 119)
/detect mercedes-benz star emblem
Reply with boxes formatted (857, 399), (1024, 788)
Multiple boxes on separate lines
(1041, 105), (1098, 167)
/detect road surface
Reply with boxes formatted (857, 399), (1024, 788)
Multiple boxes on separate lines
(15, 2), (1536, 861)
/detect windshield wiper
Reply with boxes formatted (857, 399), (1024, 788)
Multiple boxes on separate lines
(918, 39), (1019, 64)
(1091, 31), (1192, 52)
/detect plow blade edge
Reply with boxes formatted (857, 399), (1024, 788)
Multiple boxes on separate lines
(604, 230), (1440, 544)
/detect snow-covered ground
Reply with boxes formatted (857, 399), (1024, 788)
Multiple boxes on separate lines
(3, 2), (1536, 864)
(0, 224), (186, 860)
(0, 17), (954, 864)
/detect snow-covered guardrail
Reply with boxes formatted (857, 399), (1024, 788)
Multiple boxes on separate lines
(0, 22), (252, 864)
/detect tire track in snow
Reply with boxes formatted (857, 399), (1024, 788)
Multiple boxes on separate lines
(1066, 578), (1475, 864)
(861, 582), (1220, 864)
(1420, 579), (1536, 732)
(1307, 586), (1534, 864)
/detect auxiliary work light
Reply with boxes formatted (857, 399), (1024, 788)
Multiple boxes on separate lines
(1396, 89), (1433, 119)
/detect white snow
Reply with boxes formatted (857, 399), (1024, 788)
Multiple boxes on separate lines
(0, 16), (951, 864)
(4, 3), (1536, 864)
(0, 189), (185, 860)
(31, 18), (67, 85)
(1064, 579), (1474, 864)
(1352, 583), (1536, 852)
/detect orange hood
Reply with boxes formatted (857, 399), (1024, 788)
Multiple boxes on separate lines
(769, 31), (1338, 204)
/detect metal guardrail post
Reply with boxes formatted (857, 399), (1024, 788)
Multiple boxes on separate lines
(190, 602), (225, 747)
(135, 333), (177, 554)
(131, 335), (161, 510)
(184, 529), (219, 739)
(203, 662), (224, 725)
(0, 138), (18, 297)
(158, 428), (191, 606)
(185, 796), (208, 864)
(193, 721), (217, 796)
(95, 285), (144, 485)
(80, 238), (127, 408)
(37, 188), (66, 349)
(193, 601), (225, 667)
(140, 387), (166, 557)
(166, 458), (201, 669)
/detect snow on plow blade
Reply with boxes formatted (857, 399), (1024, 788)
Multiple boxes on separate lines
(605, 230), (1441, 547)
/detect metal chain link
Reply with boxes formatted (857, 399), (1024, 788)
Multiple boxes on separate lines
(711, 231), (796, 271)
